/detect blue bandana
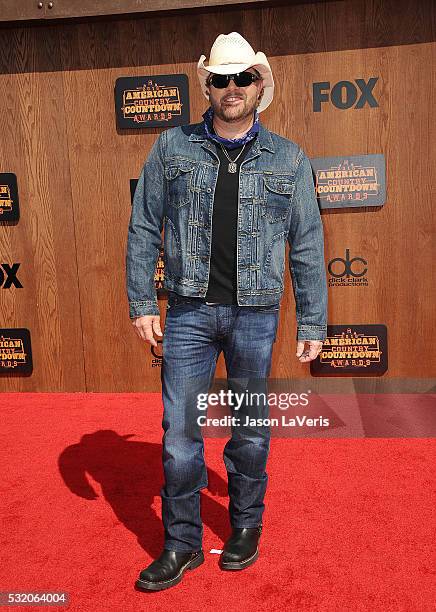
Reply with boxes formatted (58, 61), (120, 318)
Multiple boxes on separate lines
(202, 106), (259, 149)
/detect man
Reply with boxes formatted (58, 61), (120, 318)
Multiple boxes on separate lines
(126, 32), (328, 591)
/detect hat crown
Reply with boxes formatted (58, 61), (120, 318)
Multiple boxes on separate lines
(209, 32), (256, 66)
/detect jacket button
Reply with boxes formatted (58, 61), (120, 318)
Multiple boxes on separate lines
(206, 188), (212, 193)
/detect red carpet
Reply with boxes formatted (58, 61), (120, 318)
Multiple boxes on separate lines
(1, 393), (435, 611)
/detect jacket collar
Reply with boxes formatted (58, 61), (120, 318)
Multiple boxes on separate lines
(188, 118), (275, 154)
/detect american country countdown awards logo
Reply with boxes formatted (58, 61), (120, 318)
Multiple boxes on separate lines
(0, 173), (19, 222)
(328, 249), (368, 287)
(129, 178), (166, 297)
(310, 154), (385, 209)
(0, 329), (33, 374)
(310, 325), (387, 376)
(115, 74), (190, 129)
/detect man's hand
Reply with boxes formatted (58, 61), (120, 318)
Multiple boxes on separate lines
(131, 315), (163, 347)
(296, 340), (323, 363)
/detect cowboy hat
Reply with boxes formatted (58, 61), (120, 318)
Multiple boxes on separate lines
(197, 32), (274, 112)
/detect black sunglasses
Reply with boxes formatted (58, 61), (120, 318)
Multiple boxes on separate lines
(207, 71), (261, 89)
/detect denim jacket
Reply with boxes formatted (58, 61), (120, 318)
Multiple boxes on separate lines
(126, 120), (328, 341)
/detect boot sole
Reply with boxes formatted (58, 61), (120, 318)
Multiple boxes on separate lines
(135, 551), (205, 591)
(219, 547), (259, 571)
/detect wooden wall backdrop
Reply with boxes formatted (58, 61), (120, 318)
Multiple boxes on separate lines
(0, 0), (434, 391)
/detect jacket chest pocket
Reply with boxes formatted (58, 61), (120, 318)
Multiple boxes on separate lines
(165, 159), (195, 208)
(262, 175), (295, 222)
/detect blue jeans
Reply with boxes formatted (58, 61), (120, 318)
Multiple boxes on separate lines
(159, 292), (280, 552)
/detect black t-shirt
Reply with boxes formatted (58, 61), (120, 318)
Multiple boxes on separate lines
(205, 135), (257, 303)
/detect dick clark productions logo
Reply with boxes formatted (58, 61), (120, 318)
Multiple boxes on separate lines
(328, 250), (368, 287)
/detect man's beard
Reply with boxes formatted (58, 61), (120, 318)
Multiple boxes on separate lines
(212, 95), (257, 123)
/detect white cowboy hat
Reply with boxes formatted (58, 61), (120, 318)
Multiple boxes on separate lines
(197, 32), (274, 113)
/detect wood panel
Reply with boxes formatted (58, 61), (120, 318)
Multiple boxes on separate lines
(267, 43), (435, 379)
(0, 26), (85, 390)
(0, 0), (434, 390)
(0, 0), (280, 23)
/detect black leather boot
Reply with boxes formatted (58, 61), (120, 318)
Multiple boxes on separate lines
(219, 525), (262, 570)
(135, 549), (204, 591)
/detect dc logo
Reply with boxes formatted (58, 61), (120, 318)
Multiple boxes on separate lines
(328, 250), (367, 278)
(151, 339), (163, 359)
